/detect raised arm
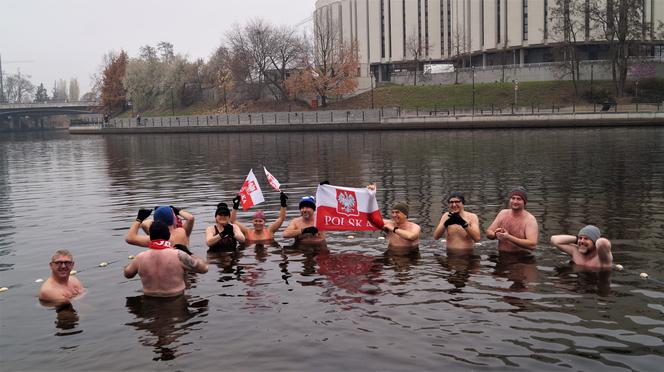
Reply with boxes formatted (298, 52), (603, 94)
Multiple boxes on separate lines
(125, 209), (152, 247)
(230, 207), (250, 237)
(269, 191), (288, 234)
(176, 207), (195, 237)
(550, 234), (577, 256)
(596, 238), (613, 265)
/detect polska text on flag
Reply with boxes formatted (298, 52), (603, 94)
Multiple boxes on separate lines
(315, 184), (384, 231)
(263, 166), (281, 191)
(239, 169), (265, 210)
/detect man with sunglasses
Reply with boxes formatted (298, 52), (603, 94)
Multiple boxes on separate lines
(39, 249), (85, 304)
(433, 192), (481, 250)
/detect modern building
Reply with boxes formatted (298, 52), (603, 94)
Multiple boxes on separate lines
(314, 0), (664, 88)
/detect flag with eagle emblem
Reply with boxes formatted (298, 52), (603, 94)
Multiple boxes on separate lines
(315, 184), (384, 231)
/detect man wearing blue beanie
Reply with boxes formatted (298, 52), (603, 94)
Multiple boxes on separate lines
(125, 205), (195, 255)
(283, 196), (326, 244)
(550, 225), (613, 269)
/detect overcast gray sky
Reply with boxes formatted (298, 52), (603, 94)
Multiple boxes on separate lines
(1, 0), (314, 94)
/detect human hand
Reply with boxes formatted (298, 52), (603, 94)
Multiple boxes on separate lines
(170, 206), (181, 216)
(280, 191), (288, 207)
(222, 223), (234, 237)
(302, 226), (319, 236)
(232, 195), (241, 210)
(136, 208), (152, 222)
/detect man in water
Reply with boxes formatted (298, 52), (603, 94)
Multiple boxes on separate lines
(550, 225), (613, 269)
(39, 249), (85, 305)
(367, 184), (420, 253)
(486, 187), (539, 253)
(230, 191), (288, 244)
(124, 221), (208, 297)
(283, 196), (326, 244)
(433, 191), (481, 250)
(126, 206), (195, 254)
(205, 202), (246, 252)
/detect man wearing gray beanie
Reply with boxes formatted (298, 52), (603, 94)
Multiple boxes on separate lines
(550, 225), (613, 269)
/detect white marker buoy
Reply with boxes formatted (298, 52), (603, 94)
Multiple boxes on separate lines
(35, 278), (44, 283)
(347, 235), (355, 239)
(70, 270), (77, 276)
(99, 262), (108, 267)
(128, 255), (135, 259)
(0, 287), (8, 292)
(614, 264), (624, 271)
(377, 236), (385, 240)
(640, 272), (648, 279)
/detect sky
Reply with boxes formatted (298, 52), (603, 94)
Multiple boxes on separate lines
(1, 0), (315, 94)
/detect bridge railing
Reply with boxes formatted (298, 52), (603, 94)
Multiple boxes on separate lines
(0, 101), (99, 109)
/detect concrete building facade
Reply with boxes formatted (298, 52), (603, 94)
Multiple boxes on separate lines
(314, 0), (664, 89)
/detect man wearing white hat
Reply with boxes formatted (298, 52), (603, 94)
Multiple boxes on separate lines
(550, 225), (613, 269)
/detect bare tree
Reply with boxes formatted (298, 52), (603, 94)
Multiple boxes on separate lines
(4, 71), (34, 103)
(405, 27), (431, 86)
(550, 0), (584, 96)
(450, 26), (471, 84)
(588, 0), (647, 96)
(265, 25), (305, 100)
(226, 19), (273, 100)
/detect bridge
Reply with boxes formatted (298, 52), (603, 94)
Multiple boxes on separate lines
(0, 101), (100, 117)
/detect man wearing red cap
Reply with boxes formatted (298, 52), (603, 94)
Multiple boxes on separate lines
(486, 187), (539, 253)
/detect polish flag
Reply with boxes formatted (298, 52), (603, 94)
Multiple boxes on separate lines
(239, 169), (265, 210)
(315, 184), (384, 231)
(263, 166), (281, 191)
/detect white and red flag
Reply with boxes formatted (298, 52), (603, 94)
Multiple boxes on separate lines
(263, 166), (281, 191)
(239, 169), (265, 210)
(315, 184), (384, 231)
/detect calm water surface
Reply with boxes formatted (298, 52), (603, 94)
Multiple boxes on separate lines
(1, 128), (663, 371)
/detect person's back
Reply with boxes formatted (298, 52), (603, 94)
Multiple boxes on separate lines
(133, 248), (186, 296)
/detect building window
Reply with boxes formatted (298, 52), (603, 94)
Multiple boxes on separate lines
(418, 0), (422, 55)
(425, 0), (429, 56)
(480, 0), (485, 47)
(497, 0), (501, 44)
(584, 0), (590, 40)
(388, 0), (392, 58)
(523, 0), (528, 41)
(441, 0), (445, 54)
(381, 0), (385, 58)
(447, 0), (452, 55)
(544, 0), (548, 39)
(403, 0), (406, 58)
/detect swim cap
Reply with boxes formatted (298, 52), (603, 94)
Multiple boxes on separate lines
(448, 191), (466, 204)
(509, 186), (528, 203)
(154, 206), (175, 226)
(299, 196), (316, 211)
(253, 210), (266, 220)
(215, 202), (231, 217)
(149, 220), (171, 241)
(578, 225), (601, 244)
(392, 202), (409, 216)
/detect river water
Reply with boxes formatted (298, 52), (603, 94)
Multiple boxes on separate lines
(1, 128), (663, 371)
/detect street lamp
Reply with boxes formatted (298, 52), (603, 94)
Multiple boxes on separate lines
(370, 69), (375, 110)
(471, 66), (476, 115)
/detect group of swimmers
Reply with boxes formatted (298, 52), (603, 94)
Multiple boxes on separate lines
(38, 185), (612, 304)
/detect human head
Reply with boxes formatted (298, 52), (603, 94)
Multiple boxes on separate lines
(392, 202), (409, 217)
(448, 191), (466, 205)
(509, 187), (528, 204)
(252, 210), (266, 230)
(154, 206), (175, 226)
(578, 225), (601, 245)
(149, 221), (171, 241)
(299, 196), (316, 211)
(447, 192), (465, 213)
(215, 202), (231, 224)
(50, 249), (74, 279)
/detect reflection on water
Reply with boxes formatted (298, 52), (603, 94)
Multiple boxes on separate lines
(1, 129), (664, 370)
(125, 295), (209, 361)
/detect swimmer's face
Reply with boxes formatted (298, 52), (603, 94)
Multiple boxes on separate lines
(215, 214), (230, 225)
(448, 198), (463, 213)
(300, 206), (314, 220)
(50, 255), (74, 279)
(509, 195), (525, 210)
(577, 235), (595, 254)
(391, 210), (406, 223)
(253, 218), (266, 230)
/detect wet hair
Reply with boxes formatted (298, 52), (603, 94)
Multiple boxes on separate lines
(215, 202), (231, 217)
(448, 191), (466, 204)
(149, 221), (171, 241)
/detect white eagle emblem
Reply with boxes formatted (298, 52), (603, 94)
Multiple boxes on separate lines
(337, 191), (358, 216)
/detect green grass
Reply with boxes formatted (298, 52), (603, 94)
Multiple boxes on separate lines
(328, 80), (625, 110)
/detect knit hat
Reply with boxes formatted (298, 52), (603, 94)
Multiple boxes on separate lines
(253, 210), (266, 220)
(392, 202), (409, 216)
(215, 202), (231, 217)
(154, 206), (175, 226)
(299, 196), (316, 211)
(149, 220), (171, 241)
(448, 191), (466, 204)
(509, 186), (528, 203)
(578, 225), (601, 244)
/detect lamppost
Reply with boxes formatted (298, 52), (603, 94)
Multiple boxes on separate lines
(370, 69), (375, 110)
(513, 79), (519, 107)
(471, 66), (476, 115)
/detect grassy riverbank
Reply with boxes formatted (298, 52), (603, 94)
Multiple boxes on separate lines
(118, 79), (663, 117)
